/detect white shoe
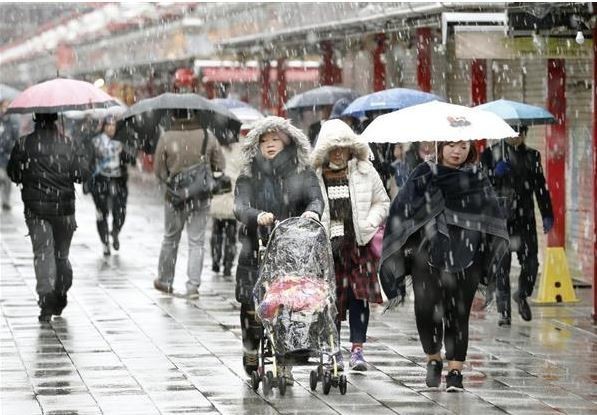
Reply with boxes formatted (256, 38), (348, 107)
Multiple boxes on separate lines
(281, 366), (294, 385)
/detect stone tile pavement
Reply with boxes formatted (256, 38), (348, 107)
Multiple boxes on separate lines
(1, 175), (596, 414)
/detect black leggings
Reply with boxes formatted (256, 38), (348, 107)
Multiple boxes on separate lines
(240, 303), (263, 353)
(210, 219), (237, 270)
(91, 177), (128, 245)
(411, 254), (480, 362)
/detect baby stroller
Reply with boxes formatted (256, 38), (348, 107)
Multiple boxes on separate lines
(251, 217), (346, 396)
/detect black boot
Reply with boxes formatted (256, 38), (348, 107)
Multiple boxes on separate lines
(498, 310), (511, 326)
(38, 293), (57, 323)
(514, 295), (532, 321)
(112, 231), (120, 251)
(54, 292), (67, 316)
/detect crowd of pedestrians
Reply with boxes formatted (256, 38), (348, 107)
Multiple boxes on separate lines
(0, 91), (554, 393)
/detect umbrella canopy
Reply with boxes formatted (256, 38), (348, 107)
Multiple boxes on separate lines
(63, 98), (128, 120)
(0, 84), (20, 101)
(211, 98), (264, 128)
(6, 78), (119, 114)
(342, 87), (443, 119)
(284, 86), (360, 111)
(362, 101), (517, 143)
(474, 99), (555, 126)
(122, 93), (242, 150)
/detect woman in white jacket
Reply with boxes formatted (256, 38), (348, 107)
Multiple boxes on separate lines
(311, 119), (390, 371)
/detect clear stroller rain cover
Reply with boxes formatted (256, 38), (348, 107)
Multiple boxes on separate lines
(253, 217), (340, 356)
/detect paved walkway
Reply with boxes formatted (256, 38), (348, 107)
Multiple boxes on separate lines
(1, 174), (596, 415)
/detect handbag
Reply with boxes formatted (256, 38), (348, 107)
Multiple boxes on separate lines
(166, 129), (217, 207)
(368, 224), (385, 259)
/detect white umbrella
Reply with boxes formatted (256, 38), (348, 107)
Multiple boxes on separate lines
(362, 100), (518, 143)
(63, 98), (128, 120)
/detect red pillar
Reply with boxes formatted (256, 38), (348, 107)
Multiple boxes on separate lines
(372, 33), (386, 92)
(260, 59), (271, 112)
(546, 59), (566, 248)
(276, 58), (287, 117)
(320, 41), (341, 85)
(592, 18), (597, 320)
(416, 28), (432, 92)
(471, 59), (488, 155)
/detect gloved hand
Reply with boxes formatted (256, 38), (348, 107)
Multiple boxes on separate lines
(301, 211), (320, 221)
(494, 160), (512, 177)
(382, 296), (405, 314)
(542, 216), (554, 234)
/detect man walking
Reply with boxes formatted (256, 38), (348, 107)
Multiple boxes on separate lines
(153, 111), (225, 298)
(8, 113), (91, 322)
(481, 126), (554, 324)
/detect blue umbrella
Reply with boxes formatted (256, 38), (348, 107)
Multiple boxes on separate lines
(474, 99), (555, 126)
(342, 88), (443, 118)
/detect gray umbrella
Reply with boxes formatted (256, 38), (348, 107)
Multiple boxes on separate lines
(284, 86), (360, 111)
(0, 84), (21, 101)
(122, 93), (242, 150)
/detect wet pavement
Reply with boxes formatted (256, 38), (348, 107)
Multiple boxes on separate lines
(1, 173), (596, 415)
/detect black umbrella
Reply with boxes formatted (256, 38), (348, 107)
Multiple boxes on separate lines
(284, 86), (360, 111)
(122, 93), (242, 152)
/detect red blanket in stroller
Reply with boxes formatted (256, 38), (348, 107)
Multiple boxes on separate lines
(258, 275), (329, 321)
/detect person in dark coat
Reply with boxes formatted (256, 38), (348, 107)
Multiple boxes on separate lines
(7, 113), (91, 322)
(234, 116), (324, 381)
(380, 141), (509, 392)
(0, 100), (20, 210)
(403, 141), (434, 175)
(481, 126), (553, 324)
(88, 115), (136, 256)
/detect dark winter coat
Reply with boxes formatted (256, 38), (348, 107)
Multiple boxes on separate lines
(379, 162), (509, 302)
(234, 116), (324, 304)
(480, 142), (553, 234)
(0, 114), (19, 168)
(7, 123), (91, 217)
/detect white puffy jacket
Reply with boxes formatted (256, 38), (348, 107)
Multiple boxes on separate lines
(312, 119), (390, 246)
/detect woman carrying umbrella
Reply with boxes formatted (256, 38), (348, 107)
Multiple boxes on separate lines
(234, 116), (324, 382)
(380, 140), (509, 391)
(311, 119), (390, 371)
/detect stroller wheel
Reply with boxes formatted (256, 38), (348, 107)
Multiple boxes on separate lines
(250, 371), (260, 391)
(309, 370), (318, 391)
(278, 375), (287, 396)
(339, 374), (347, 395)
(263, 371), (274, 395)
(322, 371), (332, 395)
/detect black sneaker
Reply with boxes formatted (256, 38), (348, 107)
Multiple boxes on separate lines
(446, 369), (464, 392)
(425, 359), (443, 387)
(514, 295), (532, 321)
(498, 311), (511, 327)
(212, 263), (220, 273)
(112, 232), (120, 251)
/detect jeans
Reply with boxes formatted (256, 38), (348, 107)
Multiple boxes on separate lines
(210, 218), (237, 271)
(336, 287), (369, 344)
(0, 167), (12, 207)
(91, 176), (128, 245)
(157, 200), (209, 291)
(25, 213), (76, 297)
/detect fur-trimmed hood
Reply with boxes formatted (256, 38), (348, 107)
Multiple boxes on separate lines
(311, 119), (371, 170)
(240, 116), (312, 177)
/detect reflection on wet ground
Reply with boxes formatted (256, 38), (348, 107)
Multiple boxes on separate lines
(1, 176), (596, 414)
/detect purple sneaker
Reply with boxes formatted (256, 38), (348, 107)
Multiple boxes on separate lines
(350, 347), (367, 371)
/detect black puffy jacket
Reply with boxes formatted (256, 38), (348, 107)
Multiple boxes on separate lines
(7, 124), (91, 217)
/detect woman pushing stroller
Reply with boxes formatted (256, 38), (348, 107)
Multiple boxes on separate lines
(234, 116), (324, 382)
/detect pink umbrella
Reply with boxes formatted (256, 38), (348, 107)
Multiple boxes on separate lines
(6, 78), (119, 114)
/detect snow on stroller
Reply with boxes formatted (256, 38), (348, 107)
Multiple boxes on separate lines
(251, 217), (346, 396)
